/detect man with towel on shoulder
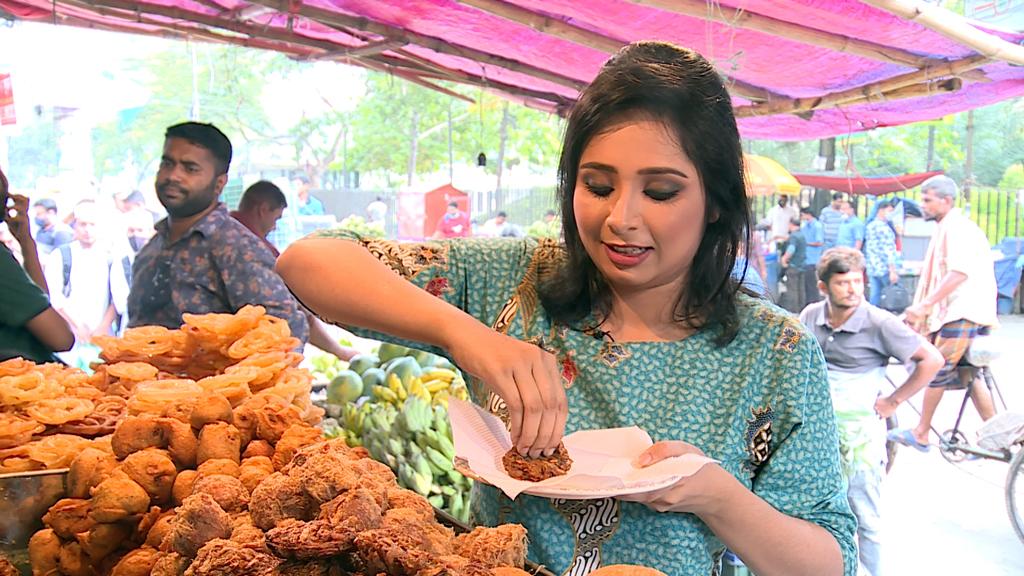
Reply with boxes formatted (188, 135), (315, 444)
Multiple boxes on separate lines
(889, 175), (999, 452)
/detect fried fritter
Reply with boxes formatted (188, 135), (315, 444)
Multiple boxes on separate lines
(184, 538), (280, 576)
(109, 546), (161, 576)
(189, 393), (233, 430)
(146, 512), (177, 550)
(453, 524), (528, 568)
(169, 493), (234, 558)
(418, 555), (497, 576)
(281, 438), (366, 474)
(191, 474), (250, 513)
(42, 498), (95, 539)
(249, 472), (315, 530)
(197, 422), (242, 465)
(274, 559), (348, 576)
(265, 519), (356, 560)
(112, 416), (167, 459)
(161, 399), (197, 424)
(254, 400), (304, 444)
(239, 456), (275, 494)
(150, 552), (189, 576)
(229, 522), (269, 553)
(385, 487), (435, 522)
(159, 417), (199, 469)
(501, 443), (572, 482)
(271, 424), (323, 471)
(351, 527), (438, 576)
(76, 521), (132, 562)
(293, 451), (361, 505)
(380, 516), (454, 556)
(90, 471), (151, 523)
(28, 528), (61, 576)
(196, 457), (241, 478)
(57, 541), (93, 576)
(317, 487), (383, 532)
(172, 470), (199, 507)
(241, 440), (275, 459)
(122, 448), (178, 504)
(66, 447), (119, 499)
(131, 506), (163, 547)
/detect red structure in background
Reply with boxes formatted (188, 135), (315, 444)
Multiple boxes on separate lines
(792, 171), (944, 196)
(0, 73), (15, 126)
(396, 183), (471, 240)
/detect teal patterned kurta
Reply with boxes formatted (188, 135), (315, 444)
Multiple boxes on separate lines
(307, 231), (857, 576)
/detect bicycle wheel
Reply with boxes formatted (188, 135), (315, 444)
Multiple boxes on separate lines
(1006, 446), (1024, 545)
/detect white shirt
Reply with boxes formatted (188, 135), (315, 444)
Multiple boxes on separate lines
(44, 241), (112, 335)
(926, 208), (998, 330)
(766, 204), (799, 241)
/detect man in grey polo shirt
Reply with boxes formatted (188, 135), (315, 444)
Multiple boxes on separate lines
(800, 247), (943, 576)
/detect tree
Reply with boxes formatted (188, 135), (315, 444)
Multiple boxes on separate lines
(91, 42), (283, 186)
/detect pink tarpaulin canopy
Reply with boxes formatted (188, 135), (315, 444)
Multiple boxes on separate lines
(2, 0), (1023, 140)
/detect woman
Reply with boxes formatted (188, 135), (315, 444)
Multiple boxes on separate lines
(278, 42), (855, 576)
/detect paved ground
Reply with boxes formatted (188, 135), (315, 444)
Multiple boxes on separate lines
(882, 315), (1024, 574)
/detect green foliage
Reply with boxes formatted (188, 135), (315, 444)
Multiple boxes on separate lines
(1000, 163), (1024, 191)
(91, 43), (285, 184)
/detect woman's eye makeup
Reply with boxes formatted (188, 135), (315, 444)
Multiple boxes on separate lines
(644, 187), (681, 201)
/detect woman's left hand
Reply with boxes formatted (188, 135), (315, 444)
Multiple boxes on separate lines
(618, 441), (730, 515)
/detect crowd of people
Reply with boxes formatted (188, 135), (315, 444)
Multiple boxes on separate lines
(751, 191), (911, 315)
(0, 39), (1009, 576)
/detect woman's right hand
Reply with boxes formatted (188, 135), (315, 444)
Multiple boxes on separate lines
(444, 322), (567, 459)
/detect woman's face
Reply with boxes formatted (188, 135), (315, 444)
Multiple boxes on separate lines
(573, 119), (708, 296)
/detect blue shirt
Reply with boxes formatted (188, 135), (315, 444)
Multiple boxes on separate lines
(802, 218), (825, 266)
(864, 219), (897, 278)
(819, 206), (844, 248)
(836, 216), (865, 249)
(298, 195), (325, 216)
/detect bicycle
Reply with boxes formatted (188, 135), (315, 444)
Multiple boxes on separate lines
(887, 350), (1024, 544)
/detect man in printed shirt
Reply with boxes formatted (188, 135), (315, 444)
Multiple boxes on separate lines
(864, 200), (899, 307)
(231, 180), (355, 361)
(127, 122), (308, 342)
(889, 175), (999, 451)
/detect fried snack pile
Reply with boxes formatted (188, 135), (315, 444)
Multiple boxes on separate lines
(28, 389), (328, 576)
(0, 359), (122, 473)
(0, 306), (320, 474)
(501, 443), (572, 482)
(93, 305), (321, 424)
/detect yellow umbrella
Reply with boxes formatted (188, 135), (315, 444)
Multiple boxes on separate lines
(744, 154), (802, 197)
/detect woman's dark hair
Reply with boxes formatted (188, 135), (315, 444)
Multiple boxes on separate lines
(538, 41), (751, 346)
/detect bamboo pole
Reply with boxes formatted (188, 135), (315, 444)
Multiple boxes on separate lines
(70, 0), (561, 106)
(245, 0), (588, 92)
(303, 39), (406, 61)
(454, 0), (787, 103)
(861, 0), (1024, 66)
(61, 0), (319, 56)
(629, 0), (937, 68)
(457, 0), (622, 53)
(734, 55), (987, 117)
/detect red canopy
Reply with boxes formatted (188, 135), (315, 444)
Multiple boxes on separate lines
(792, 171), (945, 196)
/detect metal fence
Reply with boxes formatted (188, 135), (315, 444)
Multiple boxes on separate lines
(751, 186), (1024, 246)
